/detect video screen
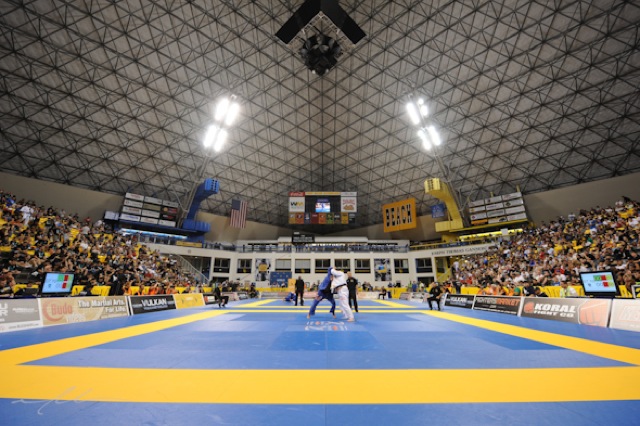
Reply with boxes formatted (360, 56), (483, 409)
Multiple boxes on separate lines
(315, 199), (331, 213)
(579, 271), (619, 297)
(41, 272), (75, 295)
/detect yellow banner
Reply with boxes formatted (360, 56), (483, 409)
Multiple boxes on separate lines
(176, 241), (203, 248)
(173, 293), (205, 309)
(383, 198), (417, 232)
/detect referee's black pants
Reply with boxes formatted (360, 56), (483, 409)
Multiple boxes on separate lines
(348, 291), (358, 313)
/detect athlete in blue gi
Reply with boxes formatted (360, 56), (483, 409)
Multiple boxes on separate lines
(306, 268), (336, 319)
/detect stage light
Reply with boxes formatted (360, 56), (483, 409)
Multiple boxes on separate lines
(203, 124), (219, 148)
(224, 101), (240, 126)
(406, 102), (420, 125)
(418, 129), (432, 150)
(213, 129), (228, 152)
(427, 125), (442, 146)
(405, 97), (444, 151)
(214, 98), (230, 122)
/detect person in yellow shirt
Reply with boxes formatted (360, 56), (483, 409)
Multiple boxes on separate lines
(559, 281), (577, 298)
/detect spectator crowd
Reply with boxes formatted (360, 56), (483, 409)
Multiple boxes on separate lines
(448, 197), (640, 296)
(0, 189), (203, 297)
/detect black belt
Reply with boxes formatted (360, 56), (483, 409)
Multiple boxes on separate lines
(334, 284), (346, 289)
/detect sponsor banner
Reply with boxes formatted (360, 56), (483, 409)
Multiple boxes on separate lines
(141, 209), (160, 218)
(341, 192), (357, 197)
(144, 196), (163, 205)
(129, 295), (177, 315)
(125, 192), (145, 201)
(289, 196), (305, 212)
(468, 206), (486, 214)
(468, 199), (486, 208)
(503, 198), (524, 207)
(473, 295), (522, 315)
(0, 299), (42, 333)
(383, 198), (417, 232)
(288, 191), (305, 197)
(40, 297), (129, 326)
(417, 243), (494, 257)
(341, 196), (357, 213)
(142, 203), (161, 212)
(501, 191), (522, 201)
(488, 217), (508, 224)
(444, 294), (475, 309)
(140, 217), (159, 225)
(485, 202), (504, 211)
(157, 219), (176, 227)
(174, 293), (205, 309)
(123, 199), (143, 208)
(431, 203), (446, 219)
(120, 213), (140, 222)
(176, 241), (202, 248)
(162, 200), (179, 208)
(607, 299), (640, 332)
(161, 206), (178, 215)
(504, 205), (526, 215)
(203, 295), (219, 305)
(507, 213), (528, 221)
(374, 258), (392, 282)
(520, 297), (611, 327)
(122, 206), (142, 215)
(472, 219), (489, 225)
(486, 209), (506, 218)
(470, 212), (488, 220)
(104, 211), (119, 220)
(305, 191), (341, 196)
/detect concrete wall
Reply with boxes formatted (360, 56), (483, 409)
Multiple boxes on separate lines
(523, 171), (640, 223)
(0, 172), (123, 220)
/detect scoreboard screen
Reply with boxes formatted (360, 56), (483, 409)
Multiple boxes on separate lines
(288, 192), (357, 225)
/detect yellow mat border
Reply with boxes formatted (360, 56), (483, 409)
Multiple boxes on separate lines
(1, 308), (639, 404)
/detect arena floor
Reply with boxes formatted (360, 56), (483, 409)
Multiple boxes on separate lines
(1, 298), (639, 425)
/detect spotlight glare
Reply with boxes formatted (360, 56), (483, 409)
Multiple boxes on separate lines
(419, 104), (429, 117)
(203, 124), (219, 148)
(427, 125), (442, 146)
(213, 129), (228, 152)
(418, 129), (432, 150)
(406, 102), (420, 125)
(224, 102), (240, 126)
(214, 98), (230, 122)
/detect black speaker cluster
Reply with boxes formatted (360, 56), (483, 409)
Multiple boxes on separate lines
(299, 33), (342, 75)
(276, 0), (365, 77)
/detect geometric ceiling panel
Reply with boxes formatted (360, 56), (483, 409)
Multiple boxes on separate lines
(0, 1), (639, 234)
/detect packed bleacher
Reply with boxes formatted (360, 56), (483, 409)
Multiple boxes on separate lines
(2, 187), (639, 300)
(0, 190), (206, 298)
(447, 197), (640, 298)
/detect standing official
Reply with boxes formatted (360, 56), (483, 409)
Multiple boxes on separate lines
(295, 276), (305, 306)
(346, 272), (359, 313)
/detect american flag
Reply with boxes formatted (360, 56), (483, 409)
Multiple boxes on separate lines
(230, 199), (248, 228)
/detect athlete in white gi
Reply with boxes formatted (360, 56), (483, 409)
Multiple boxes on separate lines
(330, 268), (355, 322)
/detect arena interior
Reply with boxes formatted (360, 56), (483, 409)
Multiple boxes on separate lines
(1, 1), (639, 425)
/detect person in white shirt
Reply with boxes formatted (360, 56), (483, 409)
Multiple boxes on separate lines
(330, 268), (354, 322)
